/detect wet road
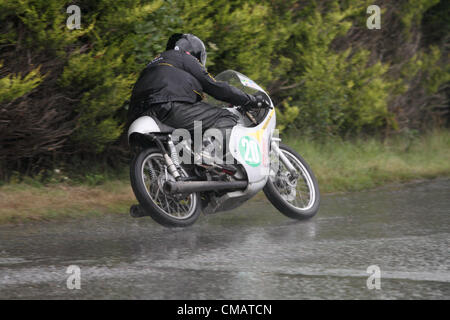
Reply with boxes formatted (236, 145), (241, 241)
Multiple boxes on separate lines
(0, 179), (449, 299)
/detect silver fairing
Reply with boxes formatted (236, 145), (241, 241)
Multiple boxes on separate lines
(127, 116), (160, 144)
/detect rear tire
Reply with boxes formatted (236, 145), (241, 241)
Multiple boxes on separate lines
(130, 148), (201, 227)
(263, 143), (320, 220)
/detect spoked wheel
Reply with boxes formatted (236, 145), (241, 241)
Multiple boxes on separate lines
(130, 148), (201, 227)
(263, 143), (320, 220)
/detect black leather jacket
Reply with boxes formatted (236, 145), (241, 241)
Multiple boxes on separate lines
(130, 50), (253, 107)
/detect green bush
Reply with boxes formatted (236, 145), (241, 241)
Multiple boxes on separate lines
(0, 0), (448, 179)
(0, 62), (44, 103)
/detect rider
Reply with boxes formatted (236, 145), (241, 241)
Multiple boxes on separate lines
(128, 33), (270, 218)
(128, 33), (269, 146)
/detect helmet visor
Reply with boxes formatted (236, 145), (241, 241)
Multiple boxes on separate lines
(200, 50), (207, 66)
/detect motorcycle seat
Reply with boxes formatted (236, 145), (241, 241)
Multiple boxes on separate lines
(152, 116), (176, 133)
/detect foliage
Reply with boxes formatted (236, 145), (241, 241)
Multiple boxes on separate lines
(0, 0), (181, 178)
(0, 0), (448, 179)
(283, 4), (395, 136)
(0, 62), (44, 103)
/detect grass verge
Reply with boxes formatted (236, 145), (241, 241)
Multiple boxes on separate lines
(0, 181), (135, 224)
(284, 129), (450, 193)
(0, 130), (449, 224)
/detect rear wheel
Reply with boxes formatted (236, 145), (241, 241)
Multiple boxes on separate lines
(130, 148), (201, 227)
(263, 143), (320, 220)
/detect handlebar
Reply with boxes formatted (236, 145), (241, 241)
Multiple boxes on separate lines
(244, 110), (258, 125)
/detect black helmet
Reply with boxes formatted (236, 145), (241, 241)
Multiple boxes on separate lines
(166, 33), (207, 66)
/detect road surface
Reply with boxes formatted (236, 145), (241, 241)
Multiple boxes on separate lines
(1, 179), (449, 299)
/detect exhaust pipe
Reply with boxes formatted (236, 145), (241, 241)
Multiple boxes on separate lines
(163, 180), (248, 194)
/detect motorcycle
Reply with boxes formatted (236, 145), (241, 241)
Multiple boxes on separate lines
(127, 70), (320, 227)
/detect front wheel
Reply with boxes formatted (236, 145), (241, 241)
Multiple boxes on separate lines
(130, 148), (201, 227)
(263, 143), (320, 220)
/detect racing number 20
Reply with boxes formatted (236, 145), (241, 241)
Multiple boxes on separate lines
(242, 137), (260, 164)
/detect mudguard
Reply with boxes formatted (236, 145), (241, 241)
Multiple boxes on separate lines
(127, 116), (161, 144)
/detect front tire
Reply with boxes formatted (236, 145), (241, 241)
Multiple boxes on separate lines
(130, 148), (201, 227)
(263, 143), (320, 220)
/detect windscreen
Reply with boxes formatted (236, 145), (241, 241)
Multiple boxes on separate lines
(206, 70), (267, 107)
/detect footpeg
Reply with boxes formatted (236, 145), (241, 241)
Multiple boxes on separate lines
(129, 204), (149, 218)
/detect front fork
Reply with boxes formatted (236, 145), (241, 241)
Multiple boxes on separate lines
(270, 138), (299, 178)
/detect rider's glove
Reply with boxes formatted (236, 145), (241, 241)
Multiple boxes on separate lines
(244, 94), (270, 111)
